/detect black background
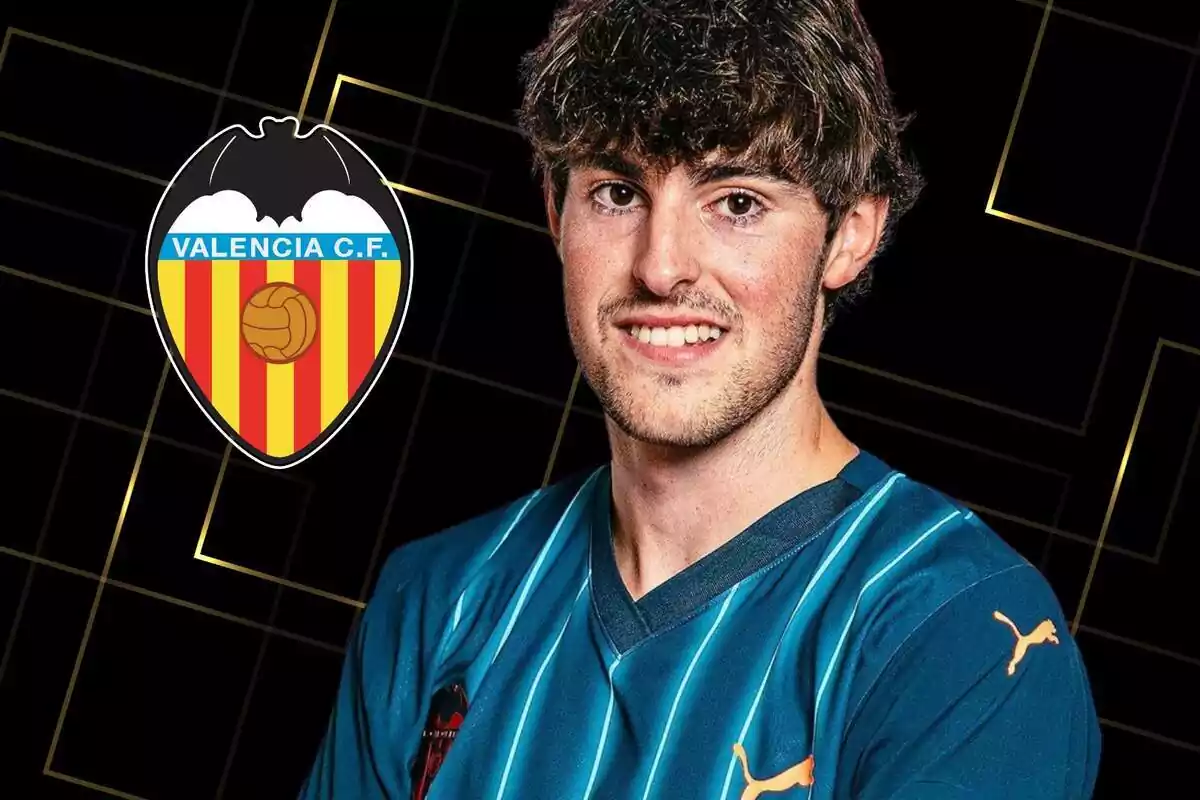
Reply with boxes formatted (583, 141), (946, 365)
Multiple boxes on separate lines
(1, 1), (1198, 797)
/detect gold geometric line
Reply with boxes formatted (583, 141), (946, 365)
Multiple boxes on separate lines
(0, 26), (12, 71)
(818, 352), (1081, 434)
(193, 446), (366, 609)
(392, 351), (581, 410)
(0, 546), (344, 654)
(987, 0), (1055, 213)
(111, 576), (344, 654)
(0, 233), (135, 689)
(207, 0), (255, 138)
(1078, 37), (1198, 436)
(215, 460), (319, 800)
(384, 181), (551, 235)
(322, 72), (345, 126)
(1010, 0), (1200, 55)
(825, 400), (1070, 478)
(986, 210), (1200, 280)
(336, 74), (524, 134)
(543, 366), (584, 487)
(297, 0), (339, 120)
(0, 189), (135, 233)
(195, 443), (233, 560)
(1071, 339), (1164, 636)
(1078, 262), (1136, 442)
(0, 386), (310, 485)
(2, 27), (485, 177)
(1134, 336), (1196, 359)
(324, 75), (545, 233)
(43, 362), (169, 774)
(6, 28), (233, 95)
(1037, 475), (1073, 572)
(0, 131), (168, 186)
(1077, 624), (1200, 669)
(1154, 403), (1200, 563)
(44, 769), (149, 800)
(0, 262), (151, 315)
(355, 183), (492, 605)
(963, 501), (1156, 563)
(395, 0), (464, 188)
(194, 542), (364, 609)
(1097, 718), (1200, 755)
(0, 545), (98, 581)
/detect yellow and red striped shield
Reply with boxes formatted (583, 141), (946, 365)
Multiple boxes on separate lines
(146, 117), (413, 468)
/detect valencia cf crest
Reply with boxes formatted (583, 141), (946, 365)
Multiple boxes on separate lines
(411, 682), (468, 800)
(145, 115), (414, 469)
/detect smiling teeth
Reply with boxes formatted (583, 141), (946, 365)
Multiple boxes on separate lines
(629, 324), (723, 347)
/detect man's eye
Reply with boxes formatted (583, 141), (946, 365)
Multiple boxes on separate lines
(594, 183), (641, 208)
(720, 193), (761, 216)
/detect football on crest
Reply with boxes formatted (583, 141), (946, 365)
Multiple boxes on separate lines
(241, 283), (317, 363)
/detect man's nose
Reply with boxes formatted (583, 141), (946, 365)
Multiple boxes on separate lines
(629, 205), (702, 296)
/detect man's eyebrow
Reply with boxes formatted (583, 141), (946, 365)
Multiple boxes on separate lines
(688, 162), (805, 195)
(576, 153), (647, 181)
(574, 155), (806, 197)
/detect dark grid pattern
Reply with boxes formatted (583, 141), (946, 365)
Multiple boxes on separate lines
(0, 1), (1197, 797)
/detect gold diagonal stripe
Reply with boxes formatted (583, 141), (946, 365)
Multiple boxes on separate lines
(987, 209), (1200, 279)
(385, 181), (550, 234)
(543, 366), (583, 487)
(297, 0), (339, 119)
(818, 352), (1081, 434)
(987, 0), (1055, 212)
(963, 502), (1155, 563)
(0, 190), (135, 232)
(1010, 0), (1200, 55)
(0, 131), (168, 185)
(0, 549), (346, 654)
(45, 771), (148, 800)
(337, 74), (524, 133)
(0, 262), (151, 315)
(826, 400), (1069, 477)
(44, 365), (169, 774)
(1096, 718), (1200, 754)
(1071, 340), (1163, 635)
(2, 28), (485, 177)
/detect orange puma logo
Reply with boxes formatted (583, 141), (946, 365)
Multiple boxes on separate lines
(731, 743), (814, 799)
(993, 610), (1059, 676)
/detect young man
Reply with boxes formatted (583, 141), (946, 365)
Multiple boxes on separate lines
(301, 1), (1101, 798)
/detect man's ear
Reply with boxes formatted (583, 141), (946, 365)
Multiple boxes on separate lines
(543, 172), (563, 252)
(822, 195), (889, 291)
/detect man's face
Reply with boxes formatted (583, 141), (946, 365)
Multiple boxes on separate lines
(550, 153), (845, 448)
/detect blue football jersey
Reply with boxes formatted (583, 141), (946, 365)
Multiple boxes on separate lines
(300, 450), (1101, 799)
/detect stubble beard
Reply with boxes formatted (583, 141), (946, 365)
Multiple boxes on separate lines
(573, 273), (824, 449)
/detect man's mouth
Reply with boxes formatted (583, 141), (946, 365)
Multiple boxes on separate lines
(624, 323), (725, 348)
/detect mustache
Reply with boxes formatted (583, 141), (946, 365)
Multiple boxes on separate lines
(598, 287), (740, 327)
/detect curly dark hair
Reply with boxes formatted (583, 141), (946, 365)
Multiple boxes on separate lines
(517, 0), (923, 323)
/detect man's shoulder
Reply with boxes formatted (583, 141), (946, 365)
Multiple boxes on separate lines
(849, 467), (1071, 670)
(864, 467), (1041, 591)
(369, 467), (603, 604)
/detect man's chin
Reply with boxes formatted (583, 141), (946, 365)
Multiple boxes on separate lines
(604, 399), (733, 449)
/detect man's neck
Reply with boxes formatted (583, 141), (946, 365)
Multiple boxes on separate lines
(606, 377), (858, 601)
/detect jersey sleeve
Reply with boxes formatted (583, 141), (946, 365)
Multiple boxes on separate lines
(298, 545), (446, 800)
(842, 564), (1102, 799)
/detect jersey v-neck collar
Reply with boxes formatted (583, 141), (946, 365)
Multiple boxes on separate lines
(587, 450), (893, 655)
